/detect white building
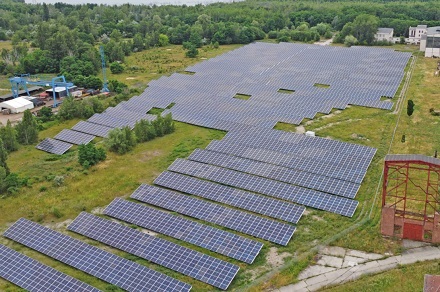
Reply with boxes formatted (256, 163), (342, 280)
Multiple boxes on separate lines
(375, 28), (394, 43)
(420, 26), (440, 57)
(408, 25), (427, 44)
(0, 97), (34, 114)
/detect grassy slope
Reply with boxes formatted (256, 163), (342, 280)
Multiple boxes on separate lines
(323, 260), (440, 292)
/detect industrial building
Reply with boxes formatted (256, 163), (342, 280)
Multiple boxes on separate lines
(0, 97), (34, 114)
(420, 26), (440, 57)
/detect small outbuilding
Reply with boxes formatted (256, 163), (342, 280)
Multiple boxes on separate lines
(0, 97), (34, 114)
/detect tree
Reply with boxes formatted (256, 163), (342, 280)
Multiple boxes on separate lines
(106, 127), (137, 154)
(162, 113), (175, 135)
(0, 138), (9, 175)
(134, 119), (156, 142)
(185, 43), (199, 58)
(158, 34), (169, 47)
(37, 106), (53, 122)
(407, 100), (415, 116)
(344, 35), (358, 47)
(351, 14), (379, 45)
(110, 62), (124, 74)
(78, 143), (106, 169)
(16, 110), (38, 145)
(0, 120), (18, 152)
(42, 3), (50, 22)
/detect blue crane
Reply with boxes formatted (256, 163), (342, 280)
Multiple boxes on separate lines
(9, 74), (74, 107)
(100, 46), (109, 93)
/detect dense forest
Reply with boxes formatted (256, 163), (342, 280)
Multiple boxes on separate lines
(0, 0), (439, 82)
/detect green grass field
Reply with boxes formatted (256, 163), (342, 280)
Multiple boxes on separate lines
(1, 42), (438, 291)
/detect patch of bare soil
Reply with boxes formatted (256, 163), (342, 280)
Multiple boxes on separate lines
(267, 247), (291, 267)
(138, 150), (163, 162)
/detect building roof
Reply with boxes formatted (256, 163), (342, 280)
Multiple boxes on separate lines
(385, 154), (440, 166)
(0, 97), (33, 108)
(0, 86), (43, 101)
(377, 28), (393, 34)
(46, 86), (76, 93)
(424, 275), (440, 292)
(417, 25), (428, 29)
(427, 26), (440, 35)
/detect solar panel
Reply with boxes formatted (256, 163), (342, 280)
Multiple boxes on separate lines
(206, 140), (368, 184)
(168, 159), (359, 217)
(3, 218), (191, 292)
(36, 138), (72, 155)
(88, 113), (135, 129)
(131, 184), (296, 245)
(188, 149), (360, 199)
(68, 212), (239, 290)
(72, 121), (113, 138)
(54, 129), (95, 145)
(0, 244), (100, 292)
(154, 171), (305, 223)
(104, 198), (263, 264)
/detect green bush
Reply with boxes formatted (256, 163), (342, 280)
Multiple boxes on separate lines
(110, 62), (124, 74)
(78, 143), (106, 168)
(106, 126), (137, 154)
(407, 99), (414, 116)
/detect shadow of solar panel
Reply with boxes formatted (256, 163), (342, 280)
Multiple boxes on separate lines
(131, 184), (296, 245)
(36, 138), (72, 155)
(154, 171), (305, 223)
(104, 198), (263, 264)
(0, 244), (100, 292)
(168, 159), (359, 217)
(3, 218), (191, 292)
(189, 149), (360, 199)
(68, 212), (239, 290)
(54, 129), (95, 145)
(72, 121), (113, 138)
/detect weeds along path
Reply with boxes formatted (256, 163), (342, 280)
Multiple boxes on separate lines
(245, 54), (418, 292)
(369, 54), (416, 219)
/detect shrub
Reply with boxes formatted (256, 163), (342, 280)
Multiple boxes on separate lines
(110, 62), (124, 74)
(78, 143), (106, 168)
(407, 99), (414, 116)
(106, 127), (137, 154)
(52, 207), (63, 218)
(53, 176), (64, 187)
(401, 135), (405, 143)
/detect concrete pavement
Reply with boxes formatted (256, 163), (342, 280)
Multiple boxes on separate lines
(276, 241), (440, 291)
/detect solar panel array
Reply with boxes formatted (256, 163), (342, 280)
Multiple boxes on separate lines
(72, 121), (113, 138)
(68, 212), (239, 290)
(154, 171), (305, 223)
(36, 138), (72, 155)
(189, 148), (360, 198)
(131, 184), (296, 245)
(4, 218), (192, 292)
(0, 244), (100, 292)
(168, 159), (359, 217)
(141, 42), (410, 131)
(54, 129), (95, 145)
(104, 198), (263, 264)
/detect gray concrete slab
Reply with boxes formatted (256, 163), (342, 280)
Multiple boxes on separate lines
(304, 274), (328, 286)
(342, 255), (368, 267)
(402, 239), (431, 249)
(317, 255), (343, 268)
(278, 280), (308, 292)
(298, 265), (336, 280)
(346, 249), (383, 260)
(320, 246), (346, 257)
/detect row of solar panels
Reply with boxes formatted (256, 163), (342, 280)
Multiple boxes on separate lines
(36, 104), (160, 154)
